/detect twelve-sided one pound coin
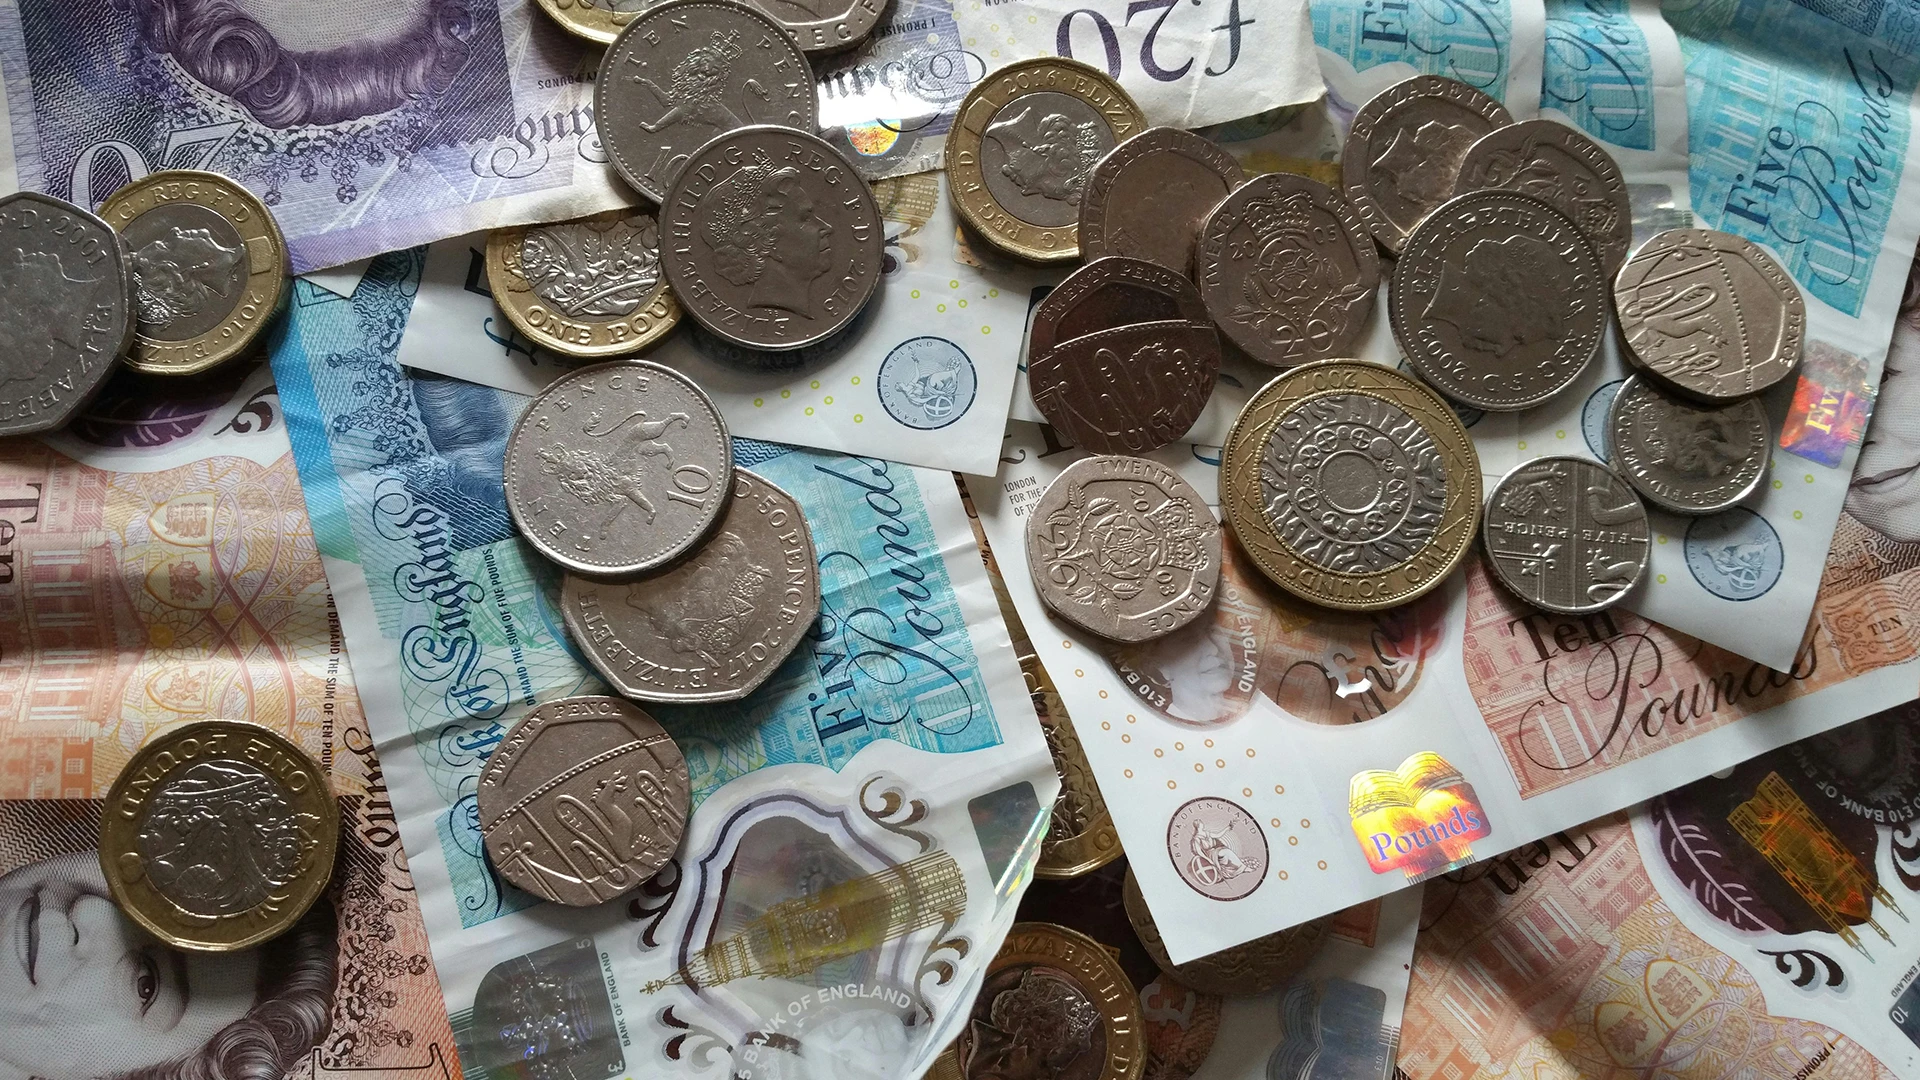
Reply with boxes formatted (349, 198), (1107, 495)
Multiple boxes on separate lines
(486, 209), (681, 358)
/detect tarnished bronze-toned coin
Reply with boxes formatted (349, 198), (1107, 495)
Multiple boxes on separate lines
(948, 57), (1148, 263)
(100, 720), (338, 951)
(1453, 118), (1633, 276)
(1029, 321), (1220, 454)
(1342, 75), (1514, 254)
(98, 170), (288, 376)
(1078, 126), (1244, 272)
(477, 695), (691, 906)
(486, 209), (682, 358)
(1033, 660), (1122, 878)
(1614, 228), (1806, 402)
(1220, 360), (1482, 611)
(1121, 868), (1329, 996)
(1608, 374), (1770, 515)
(1197, 173), (1380, 368)
(1029, 257), (1208, 359)
(957, 922), (1144, 1080)
(1483, 456), (1649, 613)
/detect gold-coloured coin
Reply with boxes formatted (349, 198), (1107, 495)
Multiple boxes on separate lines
(1220, 360), (1481, 611)
(101, 720), (339, 952)
(98, 170), (288, 376)
(1121, 868), (1330, 995)
(1033, 657), (1122, 879)
(531, 0), (645, 44)
(947, 57), (1146, 263)
(485, 209), (682, 359)
(957, 922), (1144, 1080)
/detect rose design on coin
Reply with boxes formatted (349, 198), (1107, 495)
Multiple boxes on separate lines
(136, 758), (310, 916)
(525, 215), (662, 317)
(1167, 796), (1267, 901)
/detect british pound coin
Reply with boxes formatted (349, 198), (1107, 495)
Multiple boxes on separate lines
(1390, 189), (1607, 411)
(1025, 455), (1221, 643)
(1343, 75), (1514, 253)
(1483, 455), (1650, 613)
(1078, 126), (1244, 272)
(957, 922), (1144, 1080)
(746, 0), (887, 52)
(1029, 257), (1208, 359)
(487, 209), (682, 359)
(1196, 173), (1380, 368)
(1028, 321), (1220, 454)
(477, 695), (691, 905)
(563, 467), (819, 702)
(1453, 118), (1633, 276)
(597, 0), (816, 203)
(100, 720), (338, 951)
(660, 125), (883, 350)
(1220, 360), (1482, 611)
(0, 192), (133, 436)
(1032, 659), (1121, 878)
(948, 57), (1148, 263)
(1608, 374), (1769, 515)
(1615, 228), (1806, 402)
(1121, 869), (1329, 996)
(98, 170), (288, 376)
(504, 361), (732, 576)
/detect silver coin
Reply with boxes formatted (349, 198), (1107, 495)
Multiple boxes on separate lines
(1343, 75), (1514, 253)
(597, 0), (817, 203)
(504, 360), (732, 576)
(1025, 454), (1220, 643)
(0, 192), (132, 436)
(1483, 456), (1649, 614)
(746, 0), (887, 53)
(1078, 126), (1244, 272)
(1390, 189), (1607, 411)
(1029, 256), (1208, 359)
(563, 467), (819, 702)
(477, 695), (690, 906)
(660, 125), (883, 350)
(1453, 118), (1633, 276)
(1197, 173), (1380, 367)
(1607, 374), (1769, 515)
(1614, 228), (1806, 402)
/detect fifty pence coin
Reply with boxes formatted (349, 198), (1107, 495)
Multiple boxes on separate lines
(1608, 374), (1769, 515)
(1029, 256), (1208, 359)
(1121, 868), (1330, 996)
(660, 125), (883, 351)
(100, 720), (339, 951)
(1483, 456), (1650, 613)
(1615, 228), (1806, 401)
(486, 209), (682, 358)
(98, 170), (288, 376)
(1196, 173), (1381, 367)
(1343, 75), (1514, 253)
(957, 922), (1145, 1080)
(1078, 126), (1245, 272)
(0, 192), (133, 436)
(1028, 321), (1220, 454)
(1390, 189), (1607, 411)
(563, 467), (819, 702)
(597, 0), (816, 203)
(1025, 455), (1222, 643)
(948, 57), (1148, 263)
(1220, 360), (1483, 611)
(504, 361), (732, 576)
(746, 0), (887, 52)
(1453, 118), (1633, 276)
(477, 696), (691, 905)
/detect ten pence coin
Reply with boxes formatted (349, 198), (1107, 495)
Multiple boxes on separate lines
(957, 922), (1145, 1080)
(1482, 456), (1650, 614)
(486, 209), (682, 359)
(98, 170), (288, 376)
(477, 696), (691, 906)
(0, 192), (133, 436)
(1608, 374), (1769, 515)
(1453, 118), (1633, 276)
(660, 125), (884, 350)
(504, 361), (732, 576)
(1028, 321), (1221, 455)
(1121, 868), (1330, 996)
(100, 720), (339, 951)
(1614, 228), (1806, 402)
(1342, 75), (1514, 253)
(1029, 257), (1208, 359)
(1078, 126), (1245, 272)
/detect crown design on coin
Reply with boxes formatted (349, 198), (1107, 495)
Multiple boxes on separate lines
(1242, 189), (1321, 243)
(697, 28), (745, 65)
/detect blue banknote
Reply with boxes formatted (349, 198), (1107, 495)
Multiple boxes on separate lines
(1313, 0), (1517, 96)
(1544, 0), (1656, 149)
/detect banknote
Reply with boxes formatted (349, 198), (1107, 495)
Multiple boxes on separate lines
(815, 0), (979, 180)
(1400, 700), (1920, 1078)
(271, 253), (1057, 1079)
(0, 0), (628, 272)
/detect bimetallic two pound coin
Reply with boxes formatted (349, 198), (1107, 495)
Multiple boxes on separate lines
(1615, 228), (1806, 402)
(1220, 360), (1483, 611)
(949, 57), (1147, 263)
(486, 209), (681, 358)
(1453, 118), (1633, 276)
(957, 922), (1144, 1080)
(1483, 456), (1649, 613)
(101, 720), (338, 951)
(1121, 868), (1330, 996)
(0, 192), (133, 436)
(1608, 374), (1769, 515)
(1343, 75), (1514, 253)
(99, 170), (288, 376)
(1078, 126), (1244, 272)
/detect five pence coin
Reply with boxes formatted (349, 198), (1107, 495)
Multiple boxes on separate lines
(1483, 455), (1650, 613)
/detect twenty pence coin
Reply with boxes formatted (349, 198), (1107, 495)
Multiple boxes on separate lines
(477, 696), (690, 905)
(957, 922), (1144, 1080)
(1453, 118), (1633, 275)
(1121, 868), (1330, 996)
(1608, 374), (1769, 515)
(1219, 360), (1482, 611)
(100, 720), (339, 951)
(948, 57), (1148, 263)
(486, 209), (682, 358)
(562, 467), (819, 702)
(1343, 75), (1513, 253)
(0, 192), (133, 436)
(1483, 456), (1649, 613)
(504, 361), (732, 576)
(1028, 321), (1220, 455)
(1029, 256), (1207, 359)
(1078, 126), (1244, 271)
(98, 170), (288, 376)
(1614, 228), (1806, 401)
